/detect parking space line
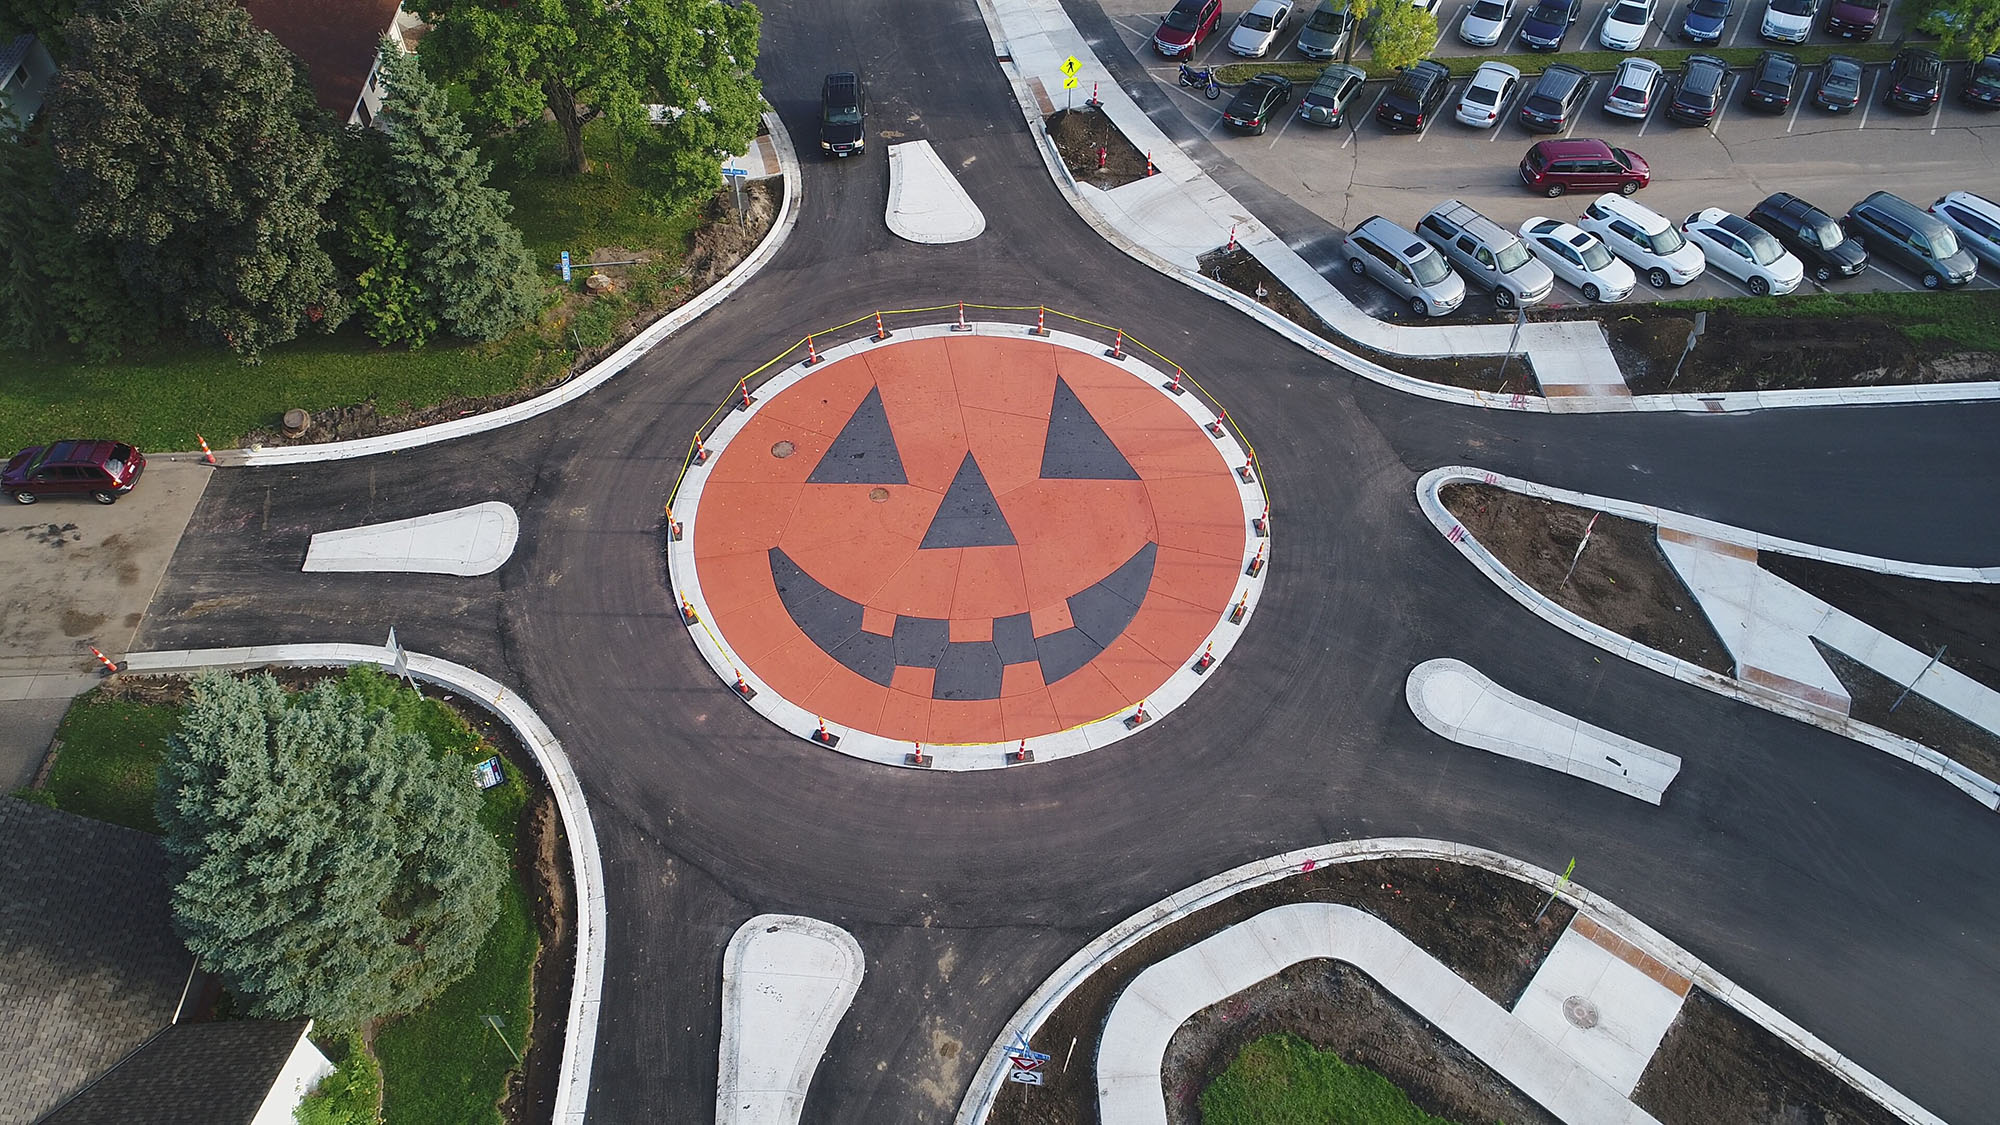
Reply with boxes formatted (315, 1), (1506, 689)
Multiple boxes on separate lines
(1490, 83), (1526, 138)
(1930, 104), (1943, 136)
(1726, 10), (1745, 44)
(1346, 90), (1388, 147)
(1269, 104), (1300, 147)
(1561, 82), (1590, 137)
(1857, 69), (1879, 129)
(1417, 83), (1455, 139)
(1649, 16), (1670, 47)
(1788, 75), (1809, 132)
(1868, 263), (1920, 291)
(1710, 73), (1738, 130)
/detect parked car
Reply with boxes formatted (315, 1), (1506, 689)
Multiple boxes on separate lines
(1517, 0), (1580, 48)
(1843, 190), (1977, 288)
(1580, 193), (1706, 287)
(1409, 0), (1444, 14)
(1885, 48), (1945, 111)
(1375, 59), (1453, 130)
(1604, 57), (1666, 118)
(1518, 137), (1650, 196)
(1961, 53), (2000, 109)
(819, 72), (866, 157)
(1299, 63), (1369, 125)
(1457, 61), (1523, 127)
(1519, 64), (1592, 131)
(1816, 54), (1865, 110)
(1459, 0), (1516, 44)
(1668, 53), (1730, 124)
(1682, 208), (1805, 294)
(1297, 0), (1357, 57)
(1748, 191), (1868, 282)
(1520, 216), (1637, 300)
(1744, 50), (1799, 111)
(1155, 0), (1224, 57)
(1344, 215), (1467, 316)
(1759, 0), (1815, 42)
(1600, 0), (1655, 50)
(3, 441), (146, 504)
(1930, 191), (2000, 271)
(1419, 200), (1557, 308)
(1229, 0), (1296, 56)
(1222, 73), (1296, 133)
(1681, 0), (1733, 42)
(1820, 0), (1885, 37)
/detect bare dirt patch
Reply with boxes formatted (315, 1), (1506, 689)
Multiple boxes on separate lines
(1813, 641), (2000, 784)
(1632, 987), (1901, 1125)
(1196, 248), (1541, 396)
(1759, 552), (2000, 695)
(1162, 960), (1561, 1125)
(1441, 483), (1732, 675)
(1045, 108), (1150, 190)
(987, 857), (1574, 1124)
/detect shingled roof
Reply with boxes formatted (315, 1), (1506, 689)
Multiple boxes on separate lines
(0, 800), (195, 1125)
(241, 0), (403, 119)
(38, 1020), (315, 1124)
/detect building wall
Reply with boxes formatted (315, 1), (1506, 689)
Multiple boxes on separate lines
(0, 36), (58, 128)
(248, 1030), (337, 1125)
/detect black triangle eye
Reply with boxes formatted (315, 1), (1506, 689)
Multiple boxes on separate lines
(1041, 378), (1139, 480)
(808, 387), (906, 484)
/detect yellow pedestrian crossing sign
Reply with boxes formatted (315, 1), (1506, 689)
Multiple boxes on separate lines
(1063, 75), (1079, 90)
(1061, 56), (1082, 78)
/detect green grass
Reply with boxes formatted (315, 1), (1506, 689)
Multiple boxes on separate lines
(1216, 40), (1904, 83)
(295, 1033), (384, 1125)
(1661, 289), (2000, 350)
(1200, 1034), (1467, 1125)
(26, 692), (180, 833)
(0, 118), (701, 457)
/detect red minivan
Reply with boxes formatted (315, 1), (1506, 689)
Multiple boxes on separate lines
(1155, 0), (1223, 57)
(1518, 138), (1650, 198)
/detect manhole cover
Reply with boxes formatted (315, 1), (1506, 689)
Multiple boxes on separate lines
(868, 487), (890, 503)
(771, 440), (796, 458)
(1562, 996), (1599, 1029)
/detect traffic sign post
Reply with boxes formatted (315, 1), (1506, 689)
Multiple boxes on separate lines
(1060, 56), (1082, 111)
(559, 250), (572, 283)
(722, 161), (748, 224)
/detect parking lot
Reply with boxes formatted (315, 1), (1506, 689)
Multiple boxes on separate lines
(1099, 0), (2000, 312)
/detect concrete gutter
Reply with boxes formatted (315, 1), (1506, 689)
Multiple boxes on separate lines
(119, 644), (609, 1125)
(954, 837), (1945, 1125)
(1416, 465), (2000, 810)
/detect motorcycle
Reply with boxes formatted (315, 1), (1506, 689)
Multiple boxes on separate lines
(1178, 63), (1222, 100)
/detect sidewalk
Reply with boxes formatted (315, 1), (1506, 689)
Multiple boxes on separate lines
(976, 0), (1632, 408)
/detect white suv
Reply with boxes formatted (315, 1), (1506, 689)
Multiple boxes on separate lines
(1579, 194), (1705, 288)
(1759, 0), (1816, 41)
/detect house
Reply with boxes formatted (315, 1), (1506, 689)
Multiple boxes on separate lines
(241, 0), (424, 128)
(0, 33), (57, 131)
(0, 800), (332, 1125)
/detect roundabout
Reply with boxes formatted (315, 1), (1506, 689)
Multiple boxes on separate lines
(669, 322), (1268, 766)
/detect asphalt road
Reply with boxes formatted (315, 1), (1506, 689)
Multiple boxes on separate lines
(131, 0), (2000, 1121)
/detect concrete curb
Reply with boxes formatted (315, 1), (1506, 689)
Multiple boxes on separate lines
(667, 320), (1267, 768)
(716, 914), (865, 1124)
(300, 500), (519, 576)
(1416, 465), (2000, 810)
(210, 108), (802, 467)
(117, 644), (608, 1125)
(884, 140), (987, 244)
(1406, 657), (1681, 804)
(953, 838), (1945, 1125)
(971, 0), (2000, 414)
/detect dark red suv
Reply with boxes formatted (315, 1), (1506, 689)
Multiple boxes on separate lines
(4, 440), (146, 504)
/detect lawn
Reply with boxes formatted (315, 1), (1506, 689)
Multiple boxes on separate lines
(28, 692), (179, 833)
(1663, 289), (2000, 351)
(0, 118), (702, 457)
(1200, 1033), (1466, 1125)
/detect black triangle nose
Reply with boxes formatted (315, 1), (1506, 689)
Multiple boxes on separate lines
(921, 453), (1016, 549)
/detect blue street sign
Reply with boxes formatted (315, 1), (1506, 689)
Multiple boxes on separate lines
(560, 250), (572, 282)
(1008, 1032), (1050, 1062)
(722, 166), (750, 178)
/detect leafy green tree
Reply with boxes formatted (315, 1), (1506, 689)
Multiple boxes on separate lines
(328, 126), (437, 348)
(156, 671), (505, 1030)
(45, 0), (345, 356)
(1920, 0), (2000, 60)
(419, 0), (763, 213)
(0, 137), (153, 360)
(377, 46), (542, 342)
(1366, 0), (1439, 72)
(0, 0), (77, 53)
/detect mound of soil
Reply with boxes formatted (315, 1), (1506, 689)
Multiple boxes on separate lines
(1045, 108), (1150, 190)
(1632, 987), (1901, 1125)
(1197, 248), (1541, 396)
(987, 857), (1574, 1124)
(1162, 961), (1562, 1125)
(1441, 483), (1732, 675)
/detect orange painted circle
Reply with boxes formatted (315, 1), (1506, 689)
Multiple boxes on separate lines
(690, 335), (1244, 745)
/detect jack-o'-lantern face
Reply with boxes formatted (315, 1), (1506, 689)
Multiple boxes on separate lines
(690, 336), (1244, 744)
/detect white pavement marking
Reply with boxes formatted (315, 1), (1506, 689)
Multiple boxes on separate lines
(1858, 70), (1880, 128)
(1096, 902), (1664, 1125)
(1405, 658), (1682, 803)
(885, 140), (987, 244)
(119, 643), (608, 1125)
(1710, 73), (1738, 129)
(1348, 89), (1389, 146)
(1513, 917), (1689, 1094)
(1869, 262), (1920, 290)
(716, 916), (865, 1125)
(1418, 86), (1453, 139)
(302, 501), (519, 576)
(1788, 76), (1808, 131)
